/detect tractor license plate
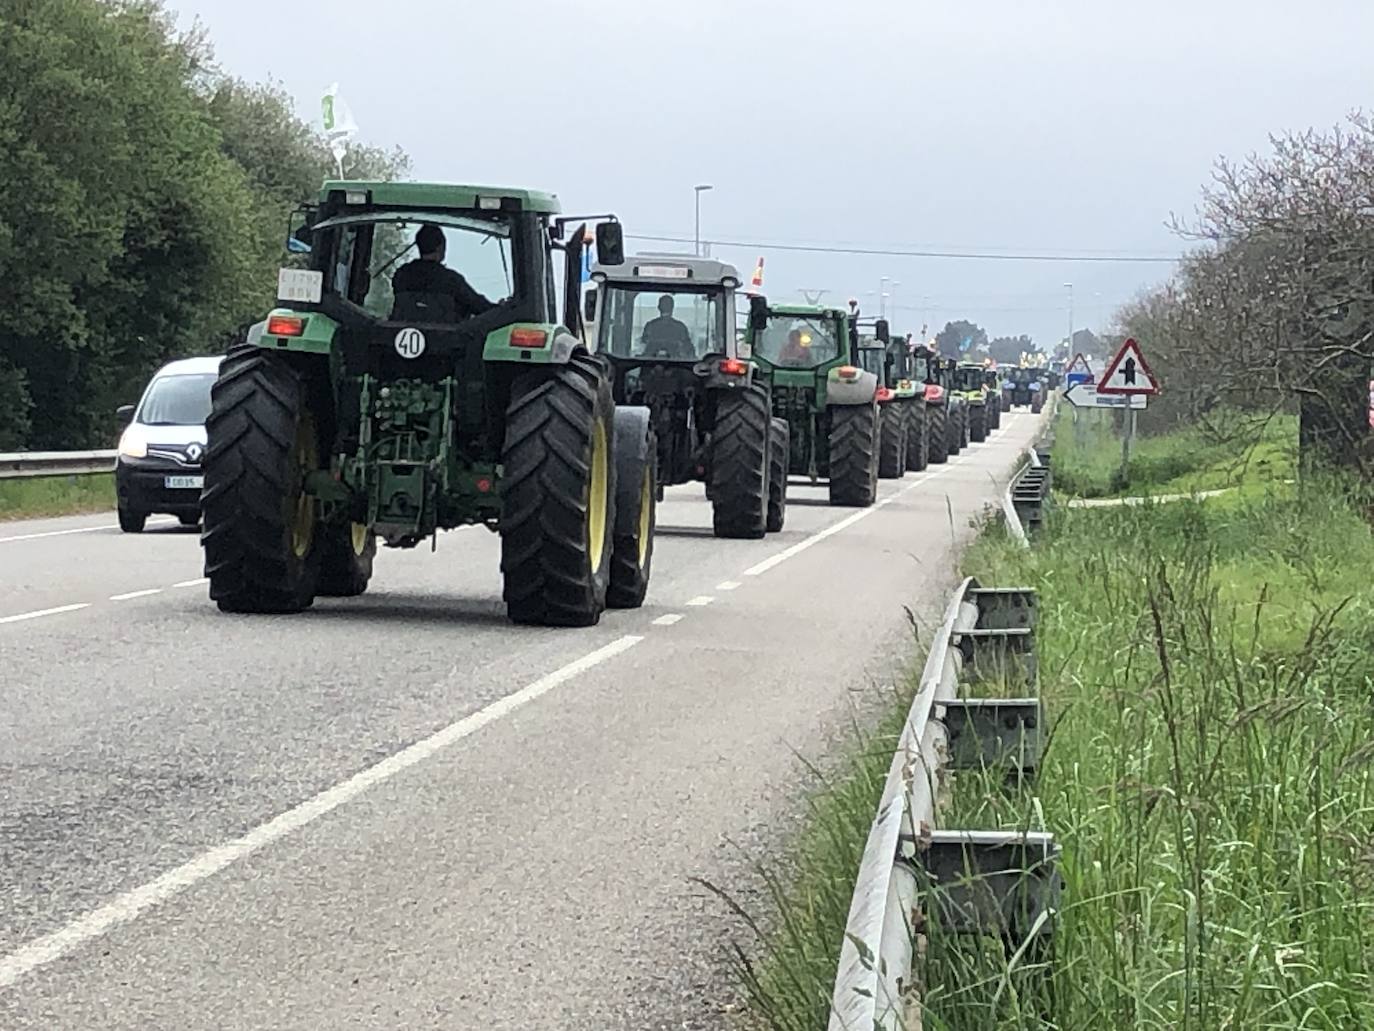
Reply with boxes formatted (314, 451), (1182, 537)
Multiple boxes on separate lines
(165, 475), (203, 490)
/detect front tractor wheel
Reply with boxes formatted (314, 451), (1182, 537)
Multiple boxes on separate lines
(501, 356), (617, 627)
(710, 384), (770, 539)
(767, 417), (789, 533)
(878, 402), (908, 479)
(607, 407), (657, 610)
(318, 523), (376, 597)
(202, 348), (321, 614)
(828, 403), (879, 507)
(906, 403), (928, 472)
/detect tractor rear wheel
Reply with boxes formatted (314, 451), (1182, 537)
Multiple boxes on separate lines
(767, 417), (789, 533)
(947, 407), (962, 456)
(878, 402), (907, 479)
(202, 347), (322, 614)
(969, 404), (988, 443)
(501, 355), (617, 627)
(710, 384), (770, 539)
(1031, 391), (1044, 414)
(828, 403), (879, 507)
(926, 405), (949, 464)
(317, 524), (376, 597)
(607, 407), (656, 610)
(906, 403), (928, 471)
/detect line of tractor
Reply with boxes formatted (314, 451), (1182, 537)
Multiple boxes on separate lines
(198, 179), (1036, 630)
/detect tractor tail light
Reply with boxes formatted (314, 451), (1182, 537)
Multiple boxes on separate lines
(266, 315), (305, 337)
(510, 328), (548, 348)
(718, 358), (748, 376)
(837, 365), (860, 381)
(876, 386), (894, 402)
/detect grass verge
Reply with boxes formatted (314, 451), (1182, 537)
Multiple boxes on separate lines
(734, 415), (1374, 1029)
(0, 473), (114, 522)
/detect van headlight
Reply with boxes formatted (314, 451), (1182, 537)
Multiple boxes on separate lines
(118, 427), (148, 459)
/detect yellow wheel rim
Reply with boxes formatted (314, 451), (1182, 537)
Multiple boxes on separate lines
(637, 464), (653, 567)
(350, 522), (369, 556)
(290, 415), (317, 559)
(587, 418), (609, 571)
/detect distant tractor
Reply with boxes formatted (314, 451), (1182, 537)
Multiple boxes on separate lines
(747, 300), (881, 507)
(201, 180), (655, 626)
(1002, 367), (1045, 413)
(982, 367), (1003, 430)
(585, 254), (786, 538)
(919, 349), (965, 464)
(851, 315), (925, 478)
(953, 362), (993, 443)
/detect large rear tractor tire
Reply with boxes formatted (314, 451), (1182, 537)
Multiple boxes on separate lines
(202, 347), (321, 614)
(927, 405), (949, 464)
(1031, 391), (1044, 414)
(607, 407), (656, 610)
(710, 384), (770, 539)
(317, 524), (376, 597)
(906, 403), (928, 472)
(767, 417), (789, 533)
(989, 396), (1002, 430)
(500, 355), (617, 627)
(946, 406), (963, 456)
(969, 404), (988, 443)
(828, 403), (879, 507)
(878, 402), (907, 479)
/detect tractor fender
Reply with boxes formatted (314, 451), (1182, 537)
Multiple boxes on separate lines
(258, 308), (338, 355)
(482, 323), (578, 365)
(825, 367), (879, 406)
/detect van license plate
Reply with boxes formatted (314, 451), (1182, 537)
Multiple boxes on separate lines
(165, 476), (204, 489)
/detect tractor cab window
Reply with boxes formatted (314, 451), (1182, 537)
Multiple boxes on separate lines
(755, 317), (840, 368)
(912, 353), (932, 382)
(321, 214), (516, 322)
(857, 345), (885, 378)
(599, 285), (723, 361)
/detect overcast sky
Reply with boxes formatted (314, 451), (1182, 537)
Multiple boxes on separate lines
(168, 0), (1372, 352)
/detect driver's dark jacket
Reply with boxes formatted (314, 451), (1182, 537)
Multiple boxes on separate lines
(639, 316), (695, 359)
(392, 260), (493, 319)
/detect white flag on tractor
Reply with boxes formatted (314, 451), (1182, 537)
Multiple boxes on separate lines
(321, 83), (359, 178)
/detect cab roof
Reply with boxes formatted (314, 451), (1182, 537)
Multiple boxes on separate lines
(592, 254), (741, 287)
(766, 303), (846, 318)
(319, 180), (561, 215)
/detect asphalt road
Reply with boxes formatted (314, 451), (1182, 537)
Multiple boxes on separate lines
(0, 410), (1043, 1030)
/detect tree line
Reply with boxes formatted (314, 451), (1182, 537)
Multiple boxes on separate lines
(0, 0), (408, 450)
(1112, 112), (1374, 471)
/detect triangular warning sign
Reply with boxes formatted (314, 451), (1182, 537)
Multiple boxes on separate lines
(1066, 352), (1092, 376)
(1097, 337), (1158, 395)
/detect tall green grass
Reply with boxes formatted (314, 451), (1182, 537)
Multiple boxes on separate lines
(0, 473), (114, 521)
(1052, 409), (1295, 499)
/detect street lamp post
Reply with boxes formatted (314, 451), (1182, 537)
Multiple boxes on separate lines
(693, 185), (713, 257)
(1064, 282), (1075, 355)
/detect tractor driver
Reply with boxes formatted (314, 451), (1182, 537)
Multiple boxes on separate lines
(777, 327), (813, 366)
(638, 295), (695, 360)
(392, 223), (495, 320)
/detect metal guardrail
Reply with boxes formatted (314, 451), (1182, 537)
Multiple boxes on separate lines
(828, 579), (1059, 1030)
(0, 451), (118, 480)
(1003, 449), (1052, 545)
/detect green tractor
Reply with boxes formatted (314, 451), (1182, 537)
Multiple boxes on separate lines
(952, 361), (993, 443)
(201, 180), (656, 627)
(922, 355), (968, 461)
(852, 317), (926, 477)
(584, 254), (786, 537)
(982, 367), (1003, 430)
(746, 299), (880, 507)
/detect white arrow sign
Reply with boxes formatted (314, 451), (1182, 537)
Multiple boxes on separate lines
(1065, 382), (1147, 409)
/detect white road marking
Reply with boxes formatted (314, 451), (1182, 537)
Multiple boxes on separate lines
(686, 595), (714, 606)
(172, 578), (208, 589)
(0, 603), (91, 625)
(744, 475), (927, 578)
(652, 613), (684, 626)
(0, 632), (644, 989)
(109, 589), (162, 602)
(0, 517), (174, 544)
(715, 580), (741, 591)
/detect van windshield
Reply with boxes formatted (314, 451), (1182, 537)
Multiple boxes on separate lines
(138, 373), (217, 426)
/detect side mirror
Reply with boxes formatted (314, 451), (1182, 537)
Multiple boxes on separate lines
(583, 286), (598, 325)
(875, 319), (890, 344)
(595, 222), (624, 266)
(287, 208), (315, 254)
(116, 404), (135, 424)
(749, 295), (768, 332)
